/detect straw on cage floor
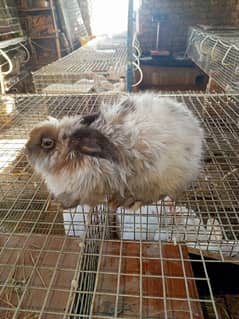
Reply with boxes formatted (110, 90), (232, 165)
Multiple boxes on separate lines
(0, 233), (82, 319)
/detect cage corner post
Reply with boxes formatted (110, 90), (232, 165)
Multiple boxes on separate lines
(127, 0), (134, 92)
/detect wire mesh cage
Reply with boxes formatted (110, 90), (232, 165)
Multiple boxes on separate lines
(186, 26), (239, 92)
(0, 1), (29, 94)
(0, 92), (239, 318)
(0, 0), (23, 40)
(32, 36), (128, 94)
(0, 39), (30, 93)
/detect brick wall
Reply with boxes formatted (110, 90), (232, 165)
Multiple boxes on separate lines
(137, 0), (236, 54)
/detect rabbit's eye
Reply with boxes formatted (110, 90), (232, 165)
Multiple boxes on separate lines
(41, 137), (55, 150)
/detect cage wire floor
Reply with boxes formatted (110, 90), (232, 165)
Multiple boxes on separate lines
(0, 93), (239, 318)
(186, 26), (239, 92)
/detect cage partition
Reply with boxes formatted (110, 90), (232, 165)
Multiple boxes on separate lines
(0, 92), (239, 318)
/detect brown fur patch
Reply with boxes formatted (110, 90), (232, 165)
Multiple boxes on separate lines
(69, 127), (120, 163)
(26, 125), (59, 153)
(52, 147), (87, 175)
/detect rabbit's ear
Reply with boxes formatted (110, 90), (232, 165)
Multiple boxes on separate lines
(69, 127), (119, 163)
(80, 112), (100, 126)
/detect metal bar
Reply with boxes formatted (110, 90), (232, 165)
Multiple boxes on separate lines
(127, 0), (134, 92)
(49, 0), (61, 59)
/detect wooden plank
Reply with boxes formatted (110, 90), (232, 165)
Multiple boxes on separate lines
(140, 65), (207, 91)
(93, 241), (204, 318)
(18, 8), (52, 12)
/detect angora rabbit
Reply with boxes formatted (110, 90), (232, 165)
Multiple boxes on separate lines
(25, 93), (204, 209)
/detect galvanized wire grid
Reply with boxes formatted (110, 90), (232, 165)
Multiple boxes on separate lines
(75, 234), (218, 319)
(186, 26), (239, 92)
(32, 39), (127, 93)
(0, 93), (239, 318)
(0, 94), (119, 319)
